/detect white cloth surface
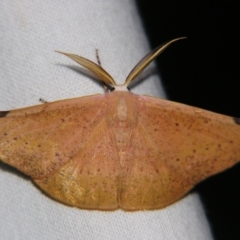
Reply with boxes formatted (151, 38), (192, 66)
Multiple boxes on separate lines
(0, 1), (213, 239)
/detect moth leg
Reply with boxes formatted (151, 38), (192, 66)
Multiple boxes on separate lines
(39, 98), (48, 104)
(95, 49), (101, 66)
(95, 49), (109, 93)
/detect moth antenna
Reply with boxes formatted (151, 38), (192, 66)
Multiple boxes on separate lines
(55, 51), (117, 87)
(124, 37), (186, 86)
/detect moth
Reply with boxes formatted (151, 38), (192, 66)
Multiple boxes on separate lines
(0, 38), (240, 211)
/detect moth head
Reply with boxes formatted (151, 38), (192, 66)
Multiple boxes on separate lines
(56, 37), (186, 92)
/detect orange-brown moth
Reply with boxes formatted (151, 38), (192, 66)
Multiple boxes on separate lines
(0, 38), (240, 211)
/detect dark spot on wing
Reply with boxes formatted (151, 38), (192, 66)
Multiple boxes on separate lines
(233, 117), (240, 125)
(0, 111), (10, 117)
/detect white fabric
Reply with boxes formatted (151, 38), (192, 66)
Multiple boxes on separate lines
(0, 1), (213, 239)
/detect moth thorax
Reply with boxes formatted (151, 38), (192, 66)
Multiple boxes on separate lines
(117, 98), (128, 121)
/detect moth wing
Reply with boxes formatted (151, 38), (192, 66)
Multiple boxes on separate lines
(0, 95), (120, 210)
(120, 95), (240, 210)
